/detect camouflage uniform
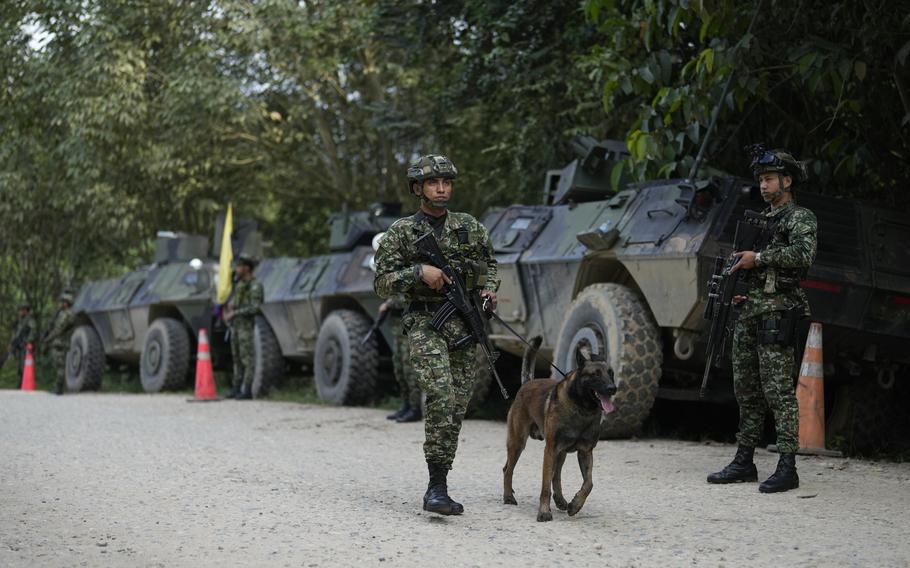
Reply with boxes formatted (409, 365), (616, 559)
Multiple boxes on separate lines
(733, 200), (817, 453)
(12, 312), (37, 387)
(374, 211), (499, 469)
(389, 297), (422, 410)
(230, 278), (264, 391)
(44, 307), (76, 393)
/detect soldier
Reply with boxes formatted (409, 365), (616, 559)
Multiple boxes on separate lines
(224, 254), (263, 400)
(8, 303), (37, 388)
(374, 154), (499, 515)
(381, 297), (423, 423)
(707, 147), (817, 493)
(43, 292), (76, 395)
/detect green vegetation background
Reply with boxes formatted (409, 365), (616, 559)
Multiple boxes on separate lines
(2, 0), (907, 338)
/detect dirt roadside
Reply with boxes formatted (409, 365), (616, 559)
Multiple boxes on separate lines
(1, 391), (908, 567)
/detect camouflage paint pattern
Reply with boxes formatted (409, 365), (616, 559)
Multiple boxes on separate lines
(389, 297), (421, 409)
(739, 201), (818, 320)
(404, 311), (477, 468)
(732, 199), (816, 454)
(44, 308), (76, 392)
(231, 278), (263, 389)
(374, 210), (499, 468)
(732, 318), (799, 453)
(373, 211), (499, 300)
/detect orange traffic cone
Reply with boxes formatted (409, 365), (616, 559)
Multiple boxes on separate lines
(188, 329), (219, 402)
(20, 343), (36, 391)
(796, 322), (841, 457)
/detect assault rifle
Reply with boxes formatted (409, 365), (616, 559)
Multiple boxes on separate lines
(361, 309), (389, 346)
(414, 231), (509, 400)
(700, 209), (769, 397)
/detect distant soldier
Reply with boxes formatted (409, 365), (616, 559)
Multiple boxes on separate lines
(7, 303), (37, 387)
(707, 147), (816, 493)
(225, 254), (263, 400)
(374, 154), (499, 515)
(43, 292), (76, 395)
(381, 297), (423, 423)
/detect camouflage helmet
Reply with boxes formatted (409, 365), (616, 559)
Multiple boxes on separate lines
(17, 302), (31, 311)
(747, 144), (808, 184)
(406, 154), (458, 189)
(235, 253), (259, 269)
(59, 291), (74, 304)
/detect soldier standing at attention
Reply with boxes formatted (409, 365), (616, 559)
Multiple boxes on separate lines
(44, 292), (76, 395)
(9, 303), (37, 388)
(374, 154), (499, 515)
(707, 147), (817, 493)
(225, 254), (263, 400)
(381, 296), (423, 423)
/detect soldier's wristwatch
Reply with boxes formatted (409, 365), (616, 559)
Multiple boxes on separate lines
(754, 252), (764, 267)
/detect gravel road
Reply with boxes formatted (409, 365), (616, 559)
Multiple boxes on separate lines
(1, 391), (908, 567)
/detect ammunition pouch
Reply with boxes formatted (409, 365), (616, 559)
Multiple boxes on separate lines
(757, 308), (802, 346)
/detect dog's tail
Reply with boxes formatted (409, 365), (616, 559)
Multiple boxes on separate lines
(520, 336), (543, 385)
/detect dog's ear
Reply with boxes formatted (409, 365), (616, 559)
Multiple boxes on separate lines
(575, 346), (591, 371)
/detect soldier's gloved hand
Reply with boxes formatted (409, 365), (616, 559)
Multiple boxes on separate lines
(481, 290), (498, 312)
(420, 265), (452, 291)
(730, 251), (757, 273)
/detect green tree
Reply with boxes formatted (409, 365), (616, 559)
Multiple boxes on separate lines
(584, 0), (910, 203)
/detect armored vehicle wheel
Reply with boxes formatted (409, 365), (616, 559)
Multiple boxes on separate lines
(252, 316), (284, 398)
(553, 283), (662, 438)
(66, 325), (105, 392)
(314, 310), (377, 405)
(140, 318), (190, 393)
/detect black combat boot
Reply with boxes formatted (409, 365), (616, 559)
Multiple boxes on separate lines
(387, 402), (409, 421)
(759, 453), (799, 493)
(707, 446), (758, 484)
(237, 384), (253, 400)
(396, 407), (422, 423)
(423, 462), (464, 515)
(225, 386), (240, 399)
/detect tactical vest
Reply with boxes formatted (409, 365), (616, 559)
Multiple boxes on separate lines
(745, 206), (808, 294)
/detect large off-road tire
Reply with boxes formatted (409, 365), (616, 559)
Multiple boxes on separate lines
(314, 310), (378, 405)
(845, 375), (899, 455)
(553, 283), (662, 438)
(66, 325), (105, 392)
(140, 318), (191, 393)
(252, 315), (284, 398)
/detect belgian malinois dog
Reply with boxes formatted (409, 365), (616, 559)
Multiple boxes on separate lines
(502, 337), (617, 522)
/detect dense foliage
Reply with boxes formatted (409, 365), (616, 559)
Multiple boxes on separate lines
(1, 0), (907, 330)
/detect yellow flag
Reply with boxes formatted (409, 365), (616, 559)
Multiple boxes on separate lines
(217, 204), (234, 304)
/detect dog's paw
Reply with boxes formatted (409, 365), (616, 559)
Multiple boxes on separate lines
(503, 494), (517, 506)
(567, 500), (582, 516)
(536, 510), (553, 522)
(553, 495), (568, 511)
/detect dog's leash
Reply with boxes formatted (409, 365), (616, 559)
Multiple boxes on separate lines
(483, 303), (567, 379)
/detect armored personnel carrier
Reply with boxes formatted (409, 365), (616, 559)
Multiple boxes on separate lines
(483, 136), (910, 439)
(68, 221), (260, 393)
(253, 203), (402, 403)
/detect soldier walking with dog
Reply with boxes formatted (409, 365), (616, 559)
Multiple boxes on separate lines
(707, 147), (817, 493)
(224, 254), (263, 400)
(374, 154), (499, 515)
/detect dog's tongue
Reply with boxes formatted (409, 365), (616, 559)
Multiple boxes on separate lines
(597, 394), (615, 414)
